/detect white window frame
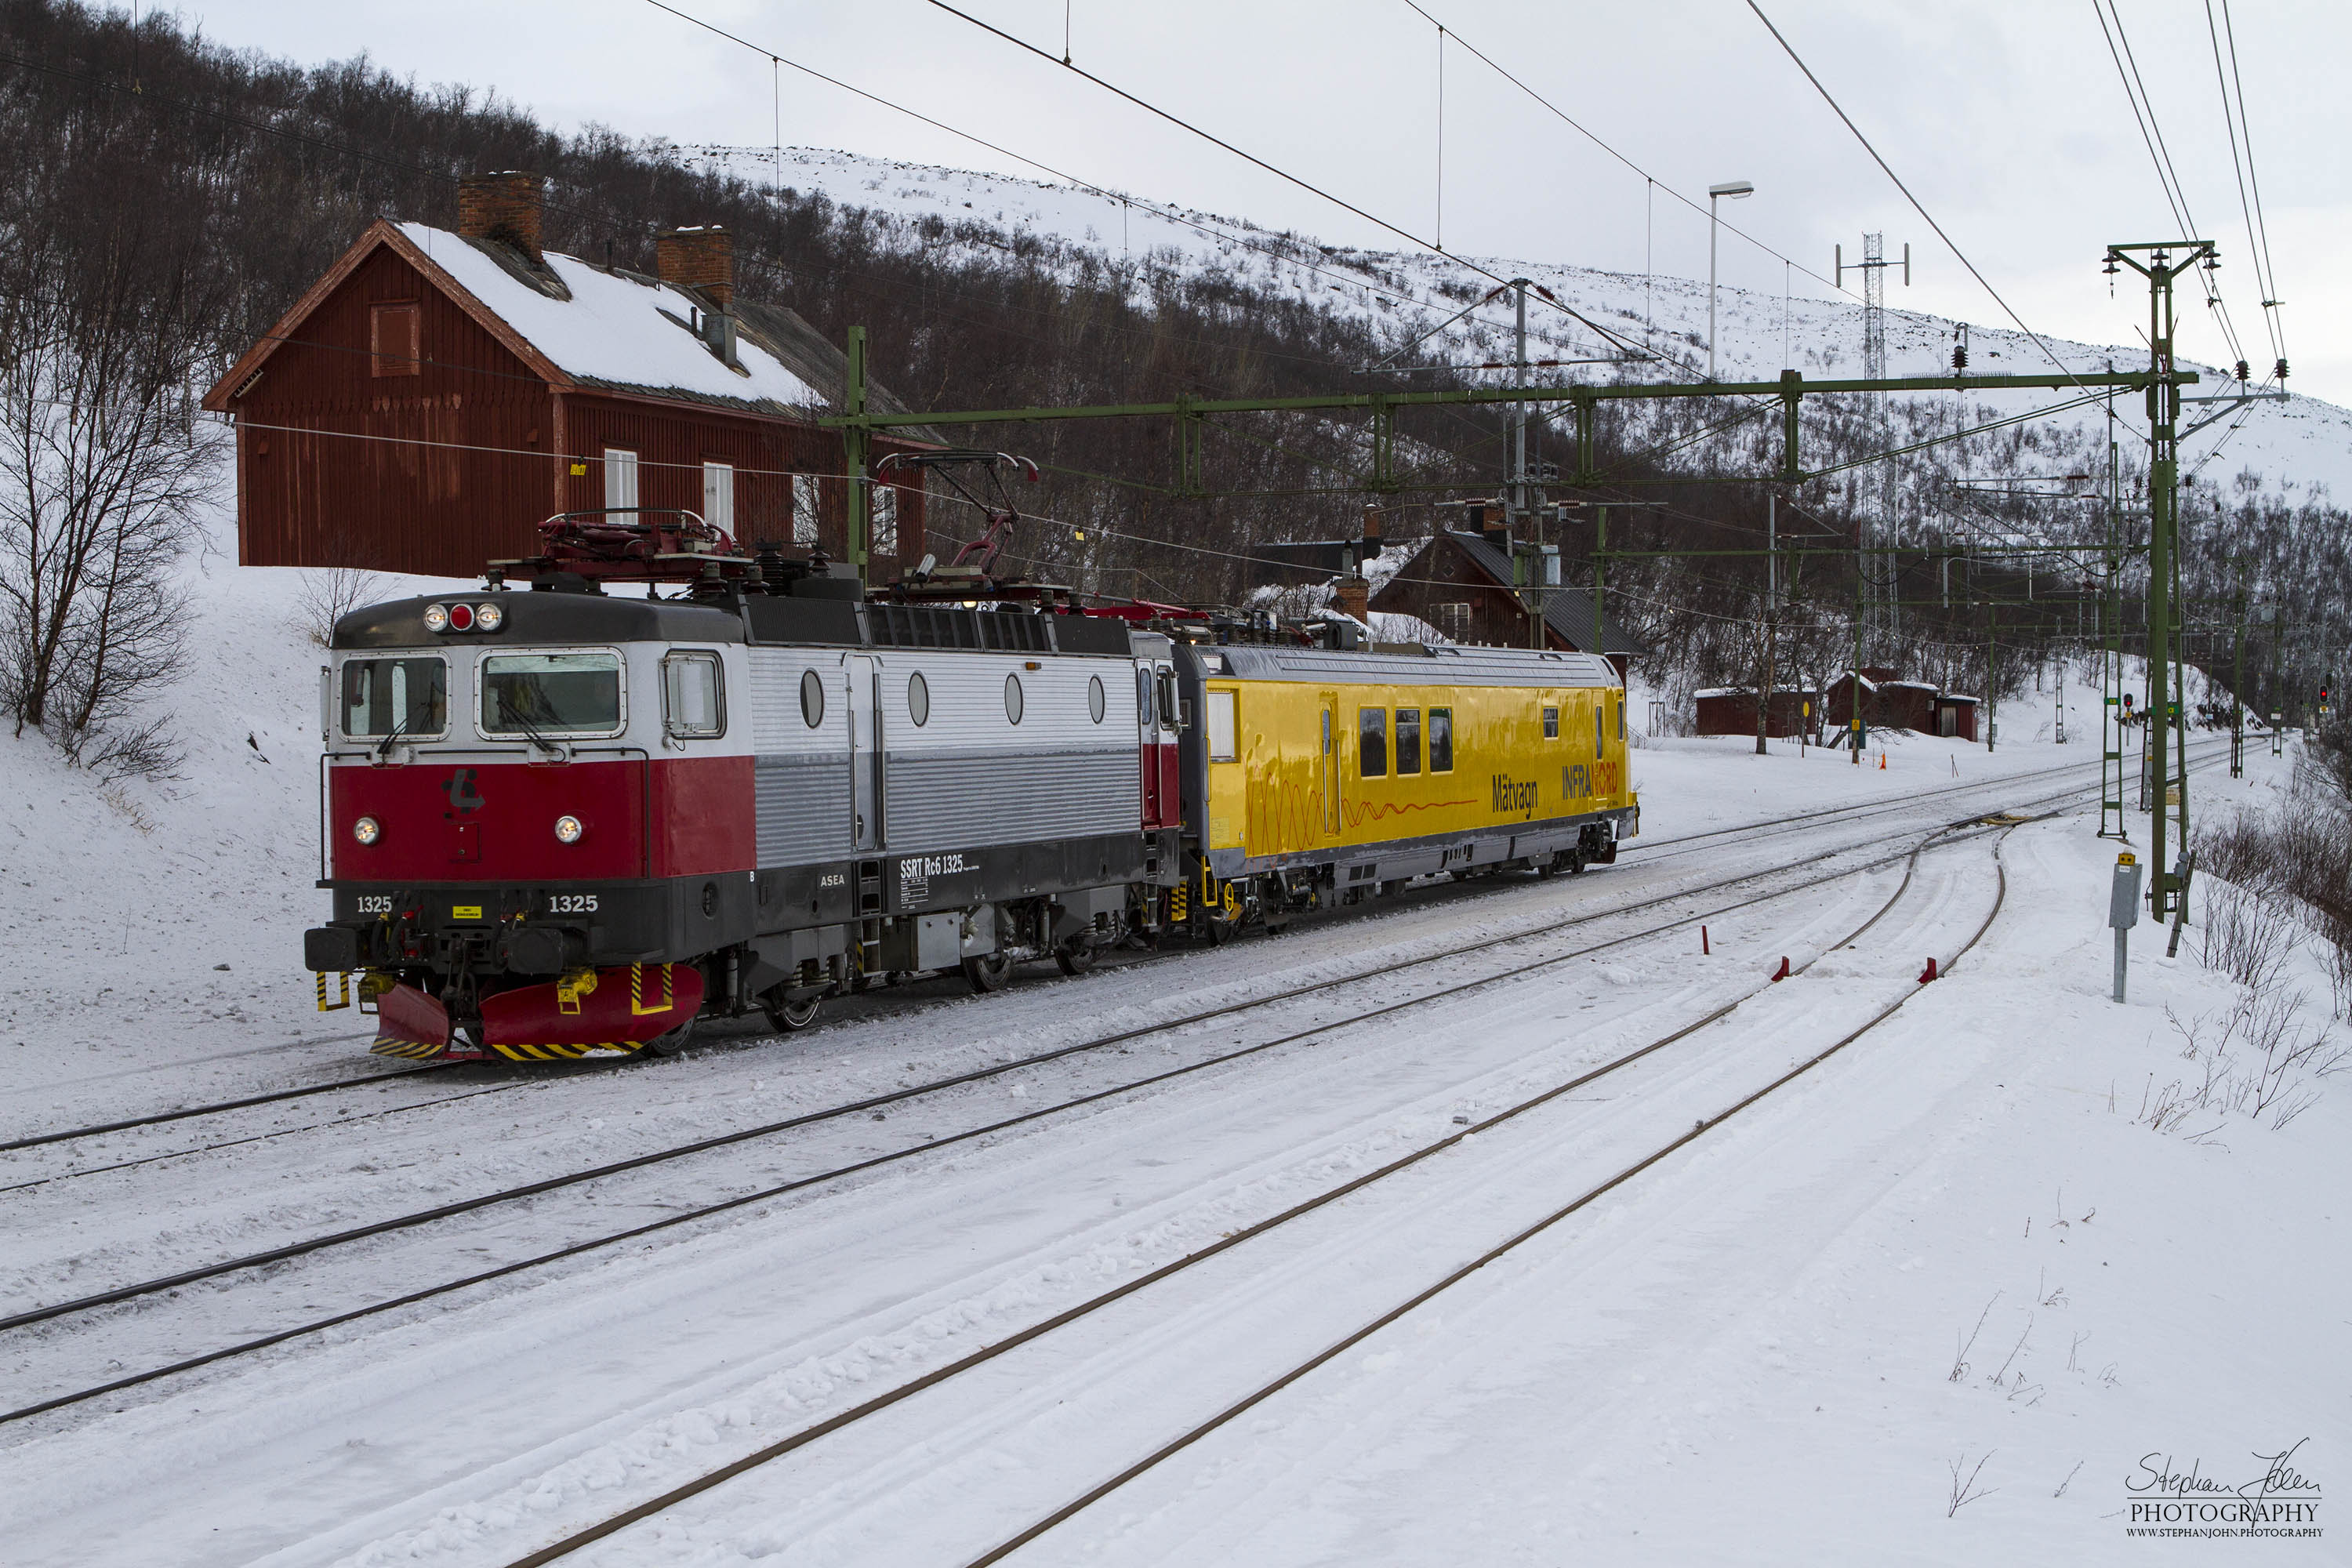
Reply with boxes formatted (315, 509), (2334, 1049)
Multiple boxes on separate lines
(700, 461), (734, 535)
(1206, 688), (1239, 763)
(792, 473), (821, 546)
(604, 448), (639, 528)
(475, 646), (630, 742)
(660, 649), (726, 742)
(336, 653), (451, 742)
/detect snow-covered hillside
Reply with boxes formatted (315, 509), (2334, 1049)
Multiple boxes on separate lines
(698, 145), (2352, 499)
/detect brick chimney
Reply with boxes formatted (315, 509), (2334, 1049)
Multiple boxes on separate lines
(1333, 572), (1370, 624)
(656, 226), (735, 310)
(457, 171), (544, 262)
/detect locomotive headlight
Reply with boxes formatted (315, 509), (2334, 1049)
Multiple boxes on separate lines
(474, 601), (505, 632)
(422, 603), (450, 633)
(554, 814), (584, 844)
(354, 815), (383, 846)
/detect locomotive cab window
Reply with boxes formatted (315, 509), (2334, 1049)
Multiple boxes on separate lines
(1206, 689), (1238, 762)
(1359, 707), (1388, 778)
(1428, 706), (1454, 773)
(1542, 705), (1559, 739)
(661, 651), (724, 740)
(481, 651), (623, 739)
(1396, 707), (1422, 775)
(341, 656), (446, 739)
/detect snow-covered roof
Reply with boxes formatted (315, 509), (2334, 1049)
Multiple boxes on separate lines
(1882, 680), (1937, 691)
(398, 223), (823, 414)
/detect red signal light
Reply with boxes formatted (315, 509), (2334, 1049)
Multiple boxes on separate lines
(447, 603), (475, 632)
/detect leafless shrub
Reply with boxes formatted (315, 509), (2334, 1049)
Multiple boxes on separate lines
(1948, 1294), (1998, 1383)
(1946, 1451), (1998, 1516)
(2198, 881), (2301, 992)
(294, 564), (386, 648)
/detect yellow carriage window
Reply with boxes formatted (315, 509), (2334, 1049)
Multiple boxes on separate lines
(1359, 707), (1388, 777)
(1542, 705), (1559, 739)
(1428, 707), (1454, 772)
(1206, 689), (1239, 762)
(1596, 699), (1606, 758)
(1396, 708), (1421, 775)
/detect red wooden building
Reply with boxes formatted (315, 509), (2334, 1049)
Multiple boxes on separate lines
(1694, 686), (1819, 739)
(203, 172), (938, 580)
(1368, 519), (1641, 678)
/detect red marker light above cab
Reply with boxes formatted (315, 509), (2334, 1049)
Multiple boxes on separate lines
(446, 602), (475, 632)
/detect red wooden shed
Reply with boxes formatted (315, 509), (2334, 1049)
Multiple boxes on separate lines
(202, 172), (938, 580)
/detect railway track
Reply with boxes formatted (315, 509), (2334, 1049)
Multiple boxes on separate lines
(0, 802), (2024, 1428)
(1, 750), (2219, 1434)
(488, 821), (2020, 1566)
(6, 738), (2210, 1184)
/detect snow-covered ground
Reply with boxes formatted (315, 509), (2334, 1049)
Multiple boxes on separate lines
(2, 561), (2343, 1566)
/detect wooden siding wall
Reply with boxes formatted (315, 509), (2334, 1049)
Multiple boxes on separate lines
(1370, 537), (1565, 652)
(230, 243), (928, 580)
(232, 247), (552, 577)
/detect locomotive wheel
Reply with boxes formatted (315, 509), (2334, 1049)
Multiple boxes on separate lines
(764, 993), (821, 1032)
(1054, 939), (1097, 976)
(963, 952), (1014, 993)
(642, 1017), (697, 1058)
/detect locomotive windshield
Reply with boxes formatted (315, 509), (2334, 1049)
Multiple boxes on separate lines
(341, 656), (446, 739)
(481, 651), (624, 738)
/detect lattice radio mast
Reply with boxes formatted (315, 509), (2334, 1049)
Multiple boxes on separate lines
(1836, 234), (1908, 643)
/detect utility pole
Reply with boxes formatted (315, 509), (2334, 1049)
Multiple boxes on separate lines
(843, 324), (871, 587)
(1986, 597), (1998, 753)
(1758, 492), (1776, 757)
(2104, 241), (2212, 919)
(1838, 234), (1909, 641)
(1708, 181), (1755, 380)
(1850, 557), (1865, 765)
(2231, 561), (2248, 778)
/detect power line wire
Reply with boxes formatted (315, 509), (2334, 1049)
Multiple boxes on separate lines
(1742, 2), (2089, 394)
(913, 0), (1655, 365)
(1399, 0), (1850, 298)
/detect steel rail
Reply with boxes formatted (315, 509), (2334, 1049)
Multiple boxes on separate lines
(960, 830), (2016, 1568)
(494, 827), (2014, 1567)
(0, 756), (2196, 1348)
(0, 808), (2018, 1425)
(5, 739), (2216, 1167)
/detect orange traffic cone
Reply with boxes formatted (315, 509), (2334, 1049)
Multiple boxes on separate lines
(1878, 751), (1887, 771)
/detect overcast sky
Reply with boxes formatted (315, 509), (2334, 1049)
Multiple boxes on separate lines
(179, 0), (2344, 405)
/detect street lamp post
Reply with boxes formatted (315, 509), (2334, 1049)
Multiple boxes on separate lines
(1708, 180), (1754, 381)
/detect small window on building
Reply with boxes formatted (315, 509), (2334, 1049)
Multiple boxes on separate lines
(369, 302), (419, 377)
(701, 462), (734, 535)
(1004, 672), (1025, 724)
(1429, 706), (1454, 773)
(872, 485), (898, 559)
(1206, 689), (1238, 762)
(1542, 705), (1560, 739)
(1396, 707), (1422, 775)
(1432, 601), (1472, 642)
(1359, 707), (1388, 778)
(661, 651), (724, 739)
(604, 448), (639, 528)
(792, 474), (821, 546)
(908, 671), (930, 727)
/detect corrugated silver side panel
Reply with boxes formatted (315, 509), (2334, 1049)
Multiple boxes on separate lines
(885, 748), (1137, 854)
(754, 753), (851, 864)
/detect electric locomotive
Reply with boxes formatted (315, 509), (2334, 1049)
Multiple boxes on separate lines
(303, 510), (1635, 1061)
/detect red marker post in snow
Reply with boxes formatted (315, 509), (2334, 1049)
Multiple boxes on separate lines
(1700, 925), (1710, 956)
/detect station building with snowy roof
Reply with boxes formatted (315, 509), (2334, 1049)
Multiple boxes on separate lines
(203, 172), (940, 580)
